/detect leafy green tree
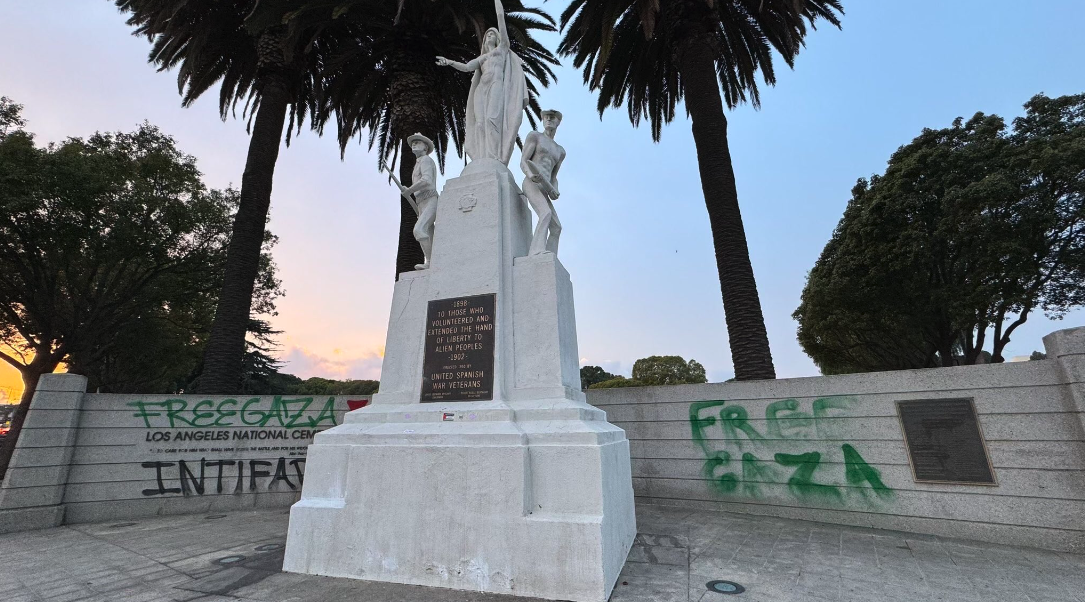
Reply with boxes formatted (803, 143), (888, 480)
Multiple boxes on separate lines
(116, 0), (353, 393)
(290, 0), (558, 278)
(66, 221), (281, 395)
(558, 0), (843, 380)
(587, 355), (708, 388)
(0, 97), (25, 138)
(68, 235), (281, 396)
(795, 93), (1085, 374)
(1030, 351), (1047, 361)
(589, 376), (639, 389)
(632, 355), (707, 385)
(289, 377), (380, 395)
(0, 112), (278, 477)
(580, 365), (617, 389)
(68, 291), (214, 395)
(241, 371), (380, 395)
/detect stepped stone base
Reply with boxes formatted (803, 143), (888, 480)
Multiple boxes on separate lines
(283, 400), (635, 601)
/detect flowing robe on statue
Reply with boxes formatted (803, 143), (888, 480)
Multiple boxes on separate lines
(465, 47), (527, 166)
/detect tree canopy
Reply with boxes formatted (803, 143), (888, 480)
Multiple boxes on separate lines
(632, 355), (707, 386)
(0, 97), (25, 137)
(587, 355), (708, 389)
(794, 93), (1085, 374)
(0, 104), (281, 475)
(580, 365), (617, 389)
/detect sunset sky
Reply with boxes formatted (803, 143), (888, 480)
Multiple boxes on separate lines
(2, 1), (1084, 400)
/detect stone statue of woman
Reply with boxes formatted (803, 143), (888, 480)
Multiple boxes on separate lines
(436, 0), (527, 166)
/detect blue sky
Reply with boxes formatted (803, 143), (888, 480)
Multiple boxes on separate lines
(1, 0), (1082, 386)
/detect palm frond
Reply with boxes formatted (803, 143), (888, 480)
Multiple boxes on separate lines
(318, 0), (559, 175)
(559, 0), (843, 138)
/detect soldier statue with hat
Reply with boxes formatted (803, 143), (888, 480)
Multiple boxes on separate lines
(388, 133), (439, 270)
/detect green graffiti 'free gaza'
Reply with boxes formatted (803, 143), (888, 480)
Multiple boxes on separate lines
(128, 396), (338, 429)
(689, 398), (893, 504)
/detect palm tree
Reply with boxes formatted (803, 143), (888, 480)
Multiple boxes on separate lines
(559, 0), (843, 380)
(116, 0), (346, 392)
(303, 0), (559, 278)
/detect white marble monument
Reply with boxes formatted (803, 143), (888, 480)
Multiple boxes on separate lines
(282, 3), (636, 601)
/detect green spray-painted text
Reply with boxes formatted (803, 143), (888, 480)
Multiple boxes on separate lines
(689, 397), (893, 505)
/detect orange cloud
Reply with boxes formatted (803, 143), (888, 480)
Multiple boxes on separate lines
(278, 346), (383, 381)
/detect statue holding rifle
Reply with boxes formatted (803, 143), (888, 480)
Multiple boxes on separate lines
(436, 0), (527, 166)
(387, 133), (439, 270)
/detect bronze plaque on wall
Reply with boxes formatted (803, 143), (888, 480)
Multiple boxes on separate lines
(896, 398), (996, 485)
(420, 294), (496, 402)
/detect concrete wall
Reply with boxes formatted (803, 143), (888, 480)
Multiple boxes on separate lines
(1, 327), (1081, 552)
(0, 382), (365, 531)
(587, 326), (1085, 553)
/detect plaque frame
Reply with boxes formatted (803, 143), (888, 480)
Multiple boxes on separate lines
(895, 397), (998, 486)
(419, 293), (497, 403)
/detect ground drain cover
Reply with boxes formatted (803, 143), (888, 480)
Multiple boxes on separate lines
(255, 543), (284, 552)
(205, 514), (227, 520)
(706, 580), (746, 595)
(213, 555), (246, 566)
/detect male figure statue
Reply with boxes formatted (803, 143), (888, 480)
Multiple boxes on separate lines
(397, 133), (439, 270)
(520, 110), (565, 255)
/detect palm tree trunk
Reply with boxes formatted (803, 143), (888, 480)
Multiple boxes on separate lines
(677, 38), (776, 381)
(0, 358), (58, 481)
(389, 49), (435, 281)
(395, 139), (424, 279)
(197, 80), (290, 393)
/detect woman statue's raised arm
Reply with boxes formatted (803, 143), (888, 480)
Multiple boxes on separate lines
(495, 0), (510, 48)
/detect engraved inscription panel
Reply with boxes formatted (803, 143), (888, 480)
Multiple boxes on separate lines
(897, 398), (996, 484)
(421, 294), (496, 402)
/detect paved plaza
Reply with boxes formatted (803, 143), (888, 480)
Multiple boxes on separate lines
(0, 504), (1082, 602)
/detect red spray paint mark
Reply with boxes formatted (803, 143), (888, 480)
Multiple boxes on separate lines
(347, 399), (371, 411)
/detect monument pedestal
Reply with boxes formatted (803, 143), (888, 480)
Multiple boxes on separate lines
(283, 160), (636, 602)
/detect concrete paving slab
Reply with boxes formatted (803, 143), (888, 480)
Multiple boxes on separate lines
(0, 504), (1082, 601)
